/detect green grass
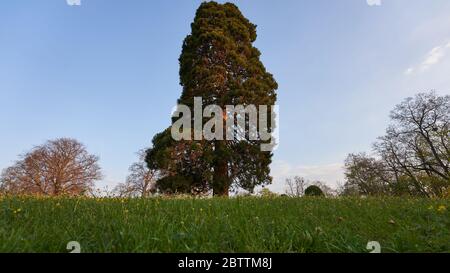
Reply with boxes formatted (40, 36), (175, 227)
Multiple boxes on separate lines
(0, 196), (448, 253)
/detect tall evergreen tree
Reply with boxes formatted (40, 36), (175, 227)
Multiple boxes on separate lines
(146, 1), (278, 196)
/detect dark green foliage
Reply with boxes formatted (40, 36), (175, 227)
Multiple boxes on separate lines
(156, 176), (193, 195)
(178, 2), (277, 107)
(147, 1), (278, 196)
(304, 185), (325, 197)
(146, 129), (214, 195)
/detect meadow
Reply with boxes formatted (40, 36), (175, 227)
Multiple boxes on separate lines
(0, 196), (448, 253)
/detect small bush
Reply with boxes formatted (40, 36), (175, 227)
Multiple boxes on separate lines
(304, 185), (324, 197)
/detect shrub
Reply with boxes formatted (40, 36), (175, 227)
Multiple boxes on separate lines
(304, 185), (324, 197)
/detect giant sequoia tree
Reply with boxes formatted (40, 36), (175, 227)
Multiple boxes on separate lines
(146, 2), (278, 196)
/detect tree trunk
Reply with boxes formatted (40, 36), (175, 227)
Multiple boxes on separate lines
(213, 140), (230, 197)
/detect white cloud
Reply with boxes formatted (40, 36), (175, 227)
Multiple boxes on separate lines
(421, 46), (446, 70)
(366, 0), (382, 6)
(66, 0), (81, 6)
(405, 41), (450, 75)
(268, 160), (345, 193)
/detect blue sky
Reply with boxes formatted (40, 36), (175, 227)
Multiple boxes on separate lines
(1, 0), (450, 192)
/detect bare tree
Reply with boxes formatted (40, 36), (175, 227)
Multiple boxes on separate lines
(0, 138), (102, 196)
(374, 92), (449, 197)
(343, 153), (391, 196)
(114, 150), (158, 198)
(342, 92), (449, 198)
(285, 176), (307, 197)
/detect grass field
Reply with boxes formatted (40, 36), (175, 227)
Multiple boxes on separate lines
(0, 196), (448, 253)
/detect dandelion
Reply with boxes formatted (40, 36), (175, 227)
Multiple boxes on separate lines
(437, 205), (446, 213)
(13, 208), (22, 214)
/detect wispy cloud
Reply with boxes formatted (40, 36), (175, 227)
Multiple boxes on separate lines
(405, 41), (450, 75)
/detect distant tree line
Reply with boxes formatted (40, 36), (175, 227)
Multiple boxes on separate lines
(284, 176), (334, 197)
(1, 92), (447, 199)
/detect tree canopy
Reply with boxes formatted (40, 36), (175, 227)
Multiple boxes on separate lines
(0, 138), (102, 196)
(342, 92), (449, 197)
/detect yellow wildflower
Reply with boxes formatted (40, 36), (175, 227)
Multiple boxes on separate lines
(13, 208), (22, 214)
(437, 205), (446, 213)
